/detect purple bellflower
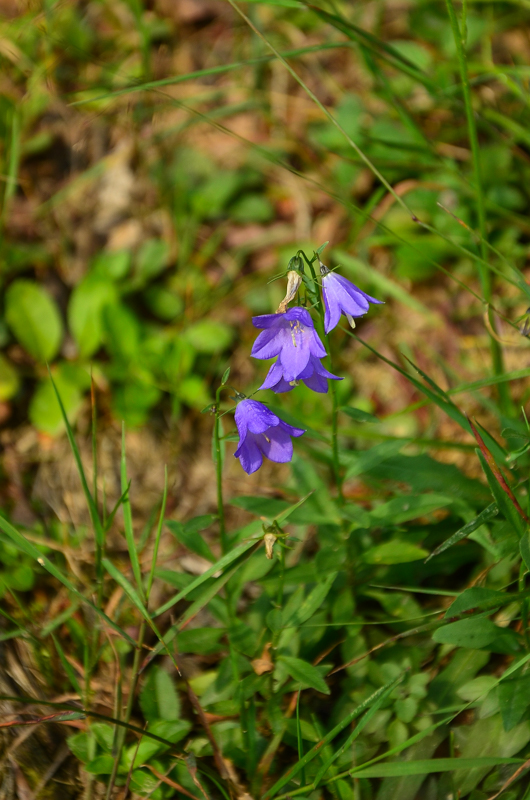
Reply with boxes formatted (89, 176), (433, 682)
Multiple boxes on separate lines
(234, 399), (305, 474)
(251, 306), (342, 394)
(320, 262), (383, 334)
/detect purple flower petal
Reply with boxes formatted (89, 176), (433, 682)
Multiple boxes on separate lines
(322, 270), (383, 334)
(235, 436), (263, 474)
(233, 398), (306, 474)
(260, 426), (294, 463)
(302, 371), (329, 393)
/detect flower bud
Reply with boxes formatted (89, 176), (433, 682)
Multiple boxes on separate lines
(277, 270), (303, 313)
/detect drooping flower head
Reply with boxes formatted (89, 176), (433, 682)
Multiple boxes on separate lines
(320, 262), (383, 334)
(251, 306), (342, 394)
(234, 399), (305, 474)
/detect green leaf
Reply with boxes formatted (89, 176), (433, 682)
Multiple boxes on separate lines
(350, 757), (523, 778)
(103, 303), (141, 363)
(86, 755), (116, 775)
(341, 406), (378, 423)
(362, 541), (428, 565)
(29, 370), (83, 436)
(135, 238), (170, 283)
(92, 249), (131, 280)
(344, 440), (405, 479)
(184, 320), (234, 354)
(426, 503), (498, 561)
(140, 666), (180, 722)
(433, 617), (517, 650)
(166, 515), (216, 563)
(476, 450), (526, 538)
(278, 656), (330, 694)
(445, 588), (505, 618)
(152, 539), (260, 618)
(123, 720), (192, 770)
(0, 353), (19, 401)
(263, 677), (404, 799)
(368, 494), (452, 525)
(5, 279), (63, 362)
(67, 732), (92, 763)
(230, 496), (290, 519)
(68, 274), (117, 358)
(520, 530), (530, 572)
(498, 672), (530, 731)
(90, 723), (114, 752)
(177, 627), (225, 655)
(284, 573), (337, 627)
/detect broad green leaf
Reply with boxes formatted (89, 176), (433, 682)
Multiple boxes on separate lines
(92, 249), (131, 280)
(453, 713), (530, 795)
(103, 303), (141, 363)
(368, 494), (452, 525)
(278, 656), (330, 695)
(68, 274), (117, 358)
(123, 720), (191, 770)
(67, 732), (93, 763)
(363, 541), (428, 565)
(139, 666), (180, 722)
(433, 617), (520, 652)
(86, 755), (115, 775)
(445, 588), (505, 618)
(498, 672), (530, 731)
(90, 723), (114, 752)
(5, 279), (63, 362)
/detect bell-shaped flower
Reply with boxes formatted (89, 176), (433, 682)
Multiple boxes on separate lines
(251, 306), (342, 393)
(234, 399), (305, 474)
(320, 263), (383, 334)
(260, 356), (341, 394)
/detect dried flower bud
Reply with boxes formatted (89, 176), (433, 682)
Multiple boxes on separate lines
(277, 270), (303, 313)
(264, 532), (277, 559)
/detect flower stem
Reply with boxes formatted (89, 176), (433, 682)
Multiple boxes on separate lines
(326, 333), (344, 507)
(214, 386), (228, 555)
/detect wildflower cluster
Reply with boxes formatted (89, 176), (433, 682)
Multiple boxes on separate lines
(233, 253), (382, 474)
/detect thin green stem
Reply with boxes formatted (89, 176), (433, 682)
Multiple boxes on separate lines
(444, 0), (509, 414)
(519, 563), (530, 652)
(106, 625), (146, 800)
(215, 386), (228, 555)
(326, 334), (344, 506)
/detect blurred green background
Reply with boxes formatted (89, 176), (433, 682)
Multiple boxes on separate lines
(2, 0), (529, 445)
